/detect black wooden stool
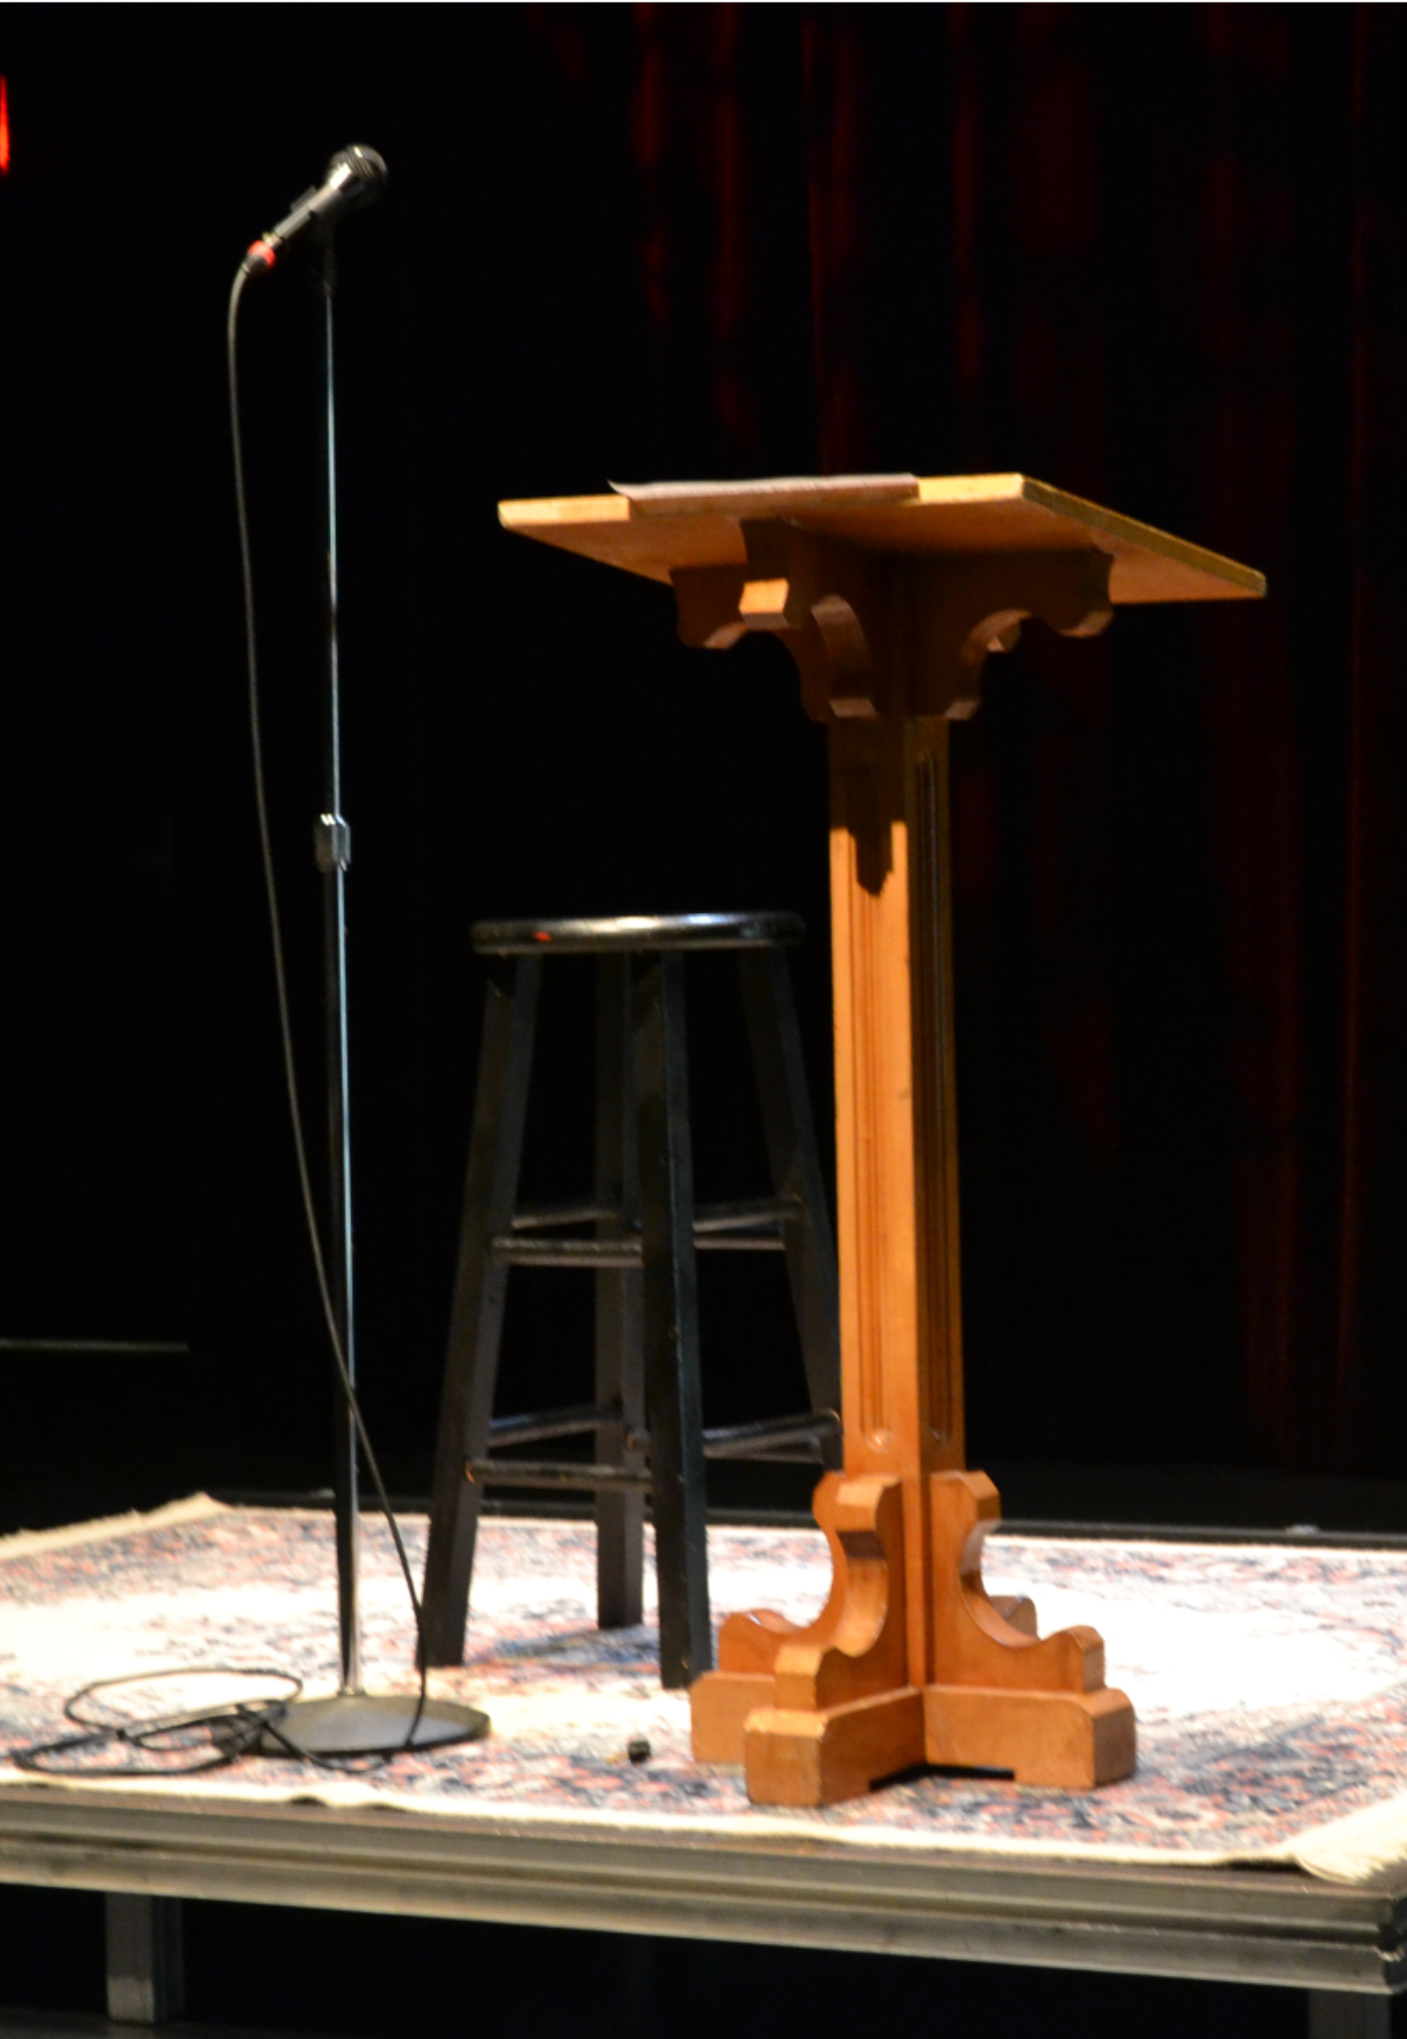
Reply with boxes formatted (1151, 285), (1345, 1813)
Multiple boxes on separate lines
(421, 912), (841, 1688)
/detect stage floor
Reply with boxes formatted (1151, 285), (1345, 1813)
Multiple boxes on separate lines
(1, 1498), (1406, 1992)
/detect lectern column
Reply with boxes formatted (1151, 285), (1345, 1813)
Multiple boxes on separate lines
(829, 716), (964, 1689)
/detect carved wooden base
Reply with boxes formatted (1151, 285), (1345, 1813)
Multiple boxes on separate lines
(691, 1469), (1135, 1805)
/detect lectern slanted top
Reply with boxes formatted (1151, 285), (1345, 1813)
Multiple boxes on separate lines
(495, 471), (1265, 1808)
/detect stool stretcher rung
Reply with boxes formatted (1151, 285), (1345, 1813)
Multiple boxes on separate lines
(505, 1196), (794, 1240)
(693, 1197), (797, 1232)
(494, 1225), (787, 1267)
(702, 1411), (841, 1459)
(726, 1447), (829, 1461)
(474, 1414), (835, 1494)
(489, 1402), (617, 1447)
(468, 1459), (651, 1491)
(493, 1236), (642, 1267)
(511, 1201), (618, 1230)
(694, 1234), (785, 1251)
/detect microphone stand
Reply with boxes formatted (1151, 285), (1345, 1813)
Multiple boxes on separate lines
(319, 217), (363, 1704)
(265, 224), (486, 1758)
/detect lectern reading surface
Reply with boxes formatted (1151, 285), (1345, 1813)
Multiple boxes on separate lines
(495, 472), (1265, 1807)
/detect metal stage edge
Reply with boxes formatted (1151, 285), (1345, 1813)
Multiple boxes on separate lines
(0, 1786), (1403, 1996)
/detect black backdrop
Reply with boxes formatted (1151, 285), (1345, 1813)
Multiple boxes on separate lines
(2, 5), (1405, 1512)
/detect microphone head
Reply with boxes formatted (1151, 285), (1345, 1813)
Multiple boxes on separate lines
(326, 145), (388, 209)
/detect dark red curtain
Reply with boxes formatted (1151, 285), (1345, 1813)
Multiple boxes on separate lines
(532, 4), (1407, 1475)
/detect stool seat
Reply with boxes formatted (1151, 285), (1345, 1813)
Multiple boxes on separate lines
(473, 911), (804, 955)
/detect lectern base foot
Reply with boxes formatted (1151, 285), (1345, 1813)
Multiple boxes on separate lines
(692, 1673), (1135, 1805)
(692, 1672), (775, 1764)
(923, 1683), (1135, 1790)
(741, 1688), (925, 1807)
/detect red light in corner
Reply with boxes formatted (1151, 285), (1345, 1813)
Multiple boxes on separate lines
(0, 78), (10, 174)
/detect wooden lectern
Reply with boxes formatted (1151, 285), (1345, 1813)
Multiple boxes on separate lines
(497, 473), (1265, 1806)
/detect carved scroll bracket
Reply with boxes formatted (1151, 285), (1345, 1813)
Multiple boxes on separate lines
(672, 523), (1114, 722)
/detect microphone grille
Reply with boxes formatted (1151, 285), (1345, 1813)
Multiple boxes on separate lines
(329, 144), (388, 204)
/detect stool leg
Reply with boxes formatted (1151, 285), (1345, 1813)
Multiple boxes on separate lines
(739, 947), (842, 1466)
(595, 954), (645, 1628)
(634, 951), (712, 1687)
(422, 955), (541, 1666)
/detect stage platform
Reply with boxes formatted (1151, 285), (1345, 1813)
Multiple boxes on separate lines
(2, 1499), (1407, 2005)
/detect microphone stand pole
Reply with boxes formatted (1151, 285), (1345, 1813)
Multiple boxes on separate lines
(266, 224), (486, 1758)
(316, 225), (361, 1702)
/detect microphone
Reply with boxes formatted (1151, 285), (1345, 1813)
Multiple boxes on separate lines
(243, 145), (387, 275)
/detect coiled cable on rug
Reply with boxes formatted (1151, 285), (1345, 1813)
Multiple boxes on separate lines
(11, 1668), (305, 1778)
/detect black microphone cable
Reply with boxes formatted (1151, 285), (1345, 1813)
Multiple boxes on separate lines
(12, 1668), (304, 1778)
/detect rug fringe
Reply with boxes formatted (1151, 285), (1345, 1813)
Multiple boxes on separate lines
(1273, 1789), (1407, 1885)
(0, 1492), (229, 1560)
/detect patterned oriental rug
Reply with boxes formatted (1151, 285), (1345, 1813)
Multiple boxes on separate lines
(4, 1496), (1407, 1886)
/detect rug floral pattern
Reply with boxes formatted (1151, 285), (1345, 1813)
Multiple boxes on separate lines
(4, 1503), (1407, 1867)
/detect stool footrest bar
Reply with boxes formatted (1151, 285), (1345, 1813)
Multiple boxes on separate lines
(468, 1460), (652, 1491)
(702, 1411), (841, 1459)
(693, 1197), (797, 1232)
(488, 1402), (619, 1447)
(493, 1237), (642, 1267)
(494, 1204), (791, 1266)
(695, 1234), (786, 1251)
(472, 1409), (835, 1484)
(511, 1201), (619, 1230)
